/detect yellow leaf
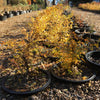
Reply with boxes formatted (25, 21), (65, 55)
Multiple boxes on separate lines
(62, 72), (66, 76)
(82, 76), (87, 80)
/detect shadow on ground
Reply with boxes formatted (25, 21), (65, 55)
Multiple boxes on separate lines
(78, 8), (100, 15)
(1, 34), (25, 39)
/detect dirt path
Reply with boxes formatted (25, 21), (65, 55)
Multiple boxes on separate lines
(72, 7), (100, 36)
(0, 10), (41, 42)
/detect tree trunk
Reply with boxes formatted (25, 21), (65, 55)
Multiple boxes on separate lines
(53, 0), (55, 5)
(7, 0), (10, 4)
(45, 0), (47, 8)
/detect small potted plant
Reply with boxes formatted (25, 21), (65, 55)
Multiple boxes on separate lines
(0, 9), (7, 21)
(25, 5), (30, 13)
(5, 7), (13, 18)
(12, 6), (19, 16)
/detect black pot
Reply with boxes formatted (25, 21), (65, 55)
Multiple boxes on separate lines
(2, 69), (51, 95)
(85, 50), (100, 70)
(71, 25), (78, 31)
(85, 26), (91, 32)
(5, 11), (11, 15)
(80, 28), (84, 32)
(0, 15), (7, 21)
(51, 62), (96, 83)
(18, 11), (24, 15)
(29, 10), (32, 12)
(26, 10), (29, 13)
(12, 11), (19, 16)
(7, 13), (13, 18)
(82, 34), (100, 40)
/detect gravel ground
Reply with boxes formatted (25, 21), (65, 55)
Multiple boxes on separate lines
(72, 7), (100, 36)
(0, 8), (100, 100)
(0, 10), (41, 42)
(0, 76), (100, 100)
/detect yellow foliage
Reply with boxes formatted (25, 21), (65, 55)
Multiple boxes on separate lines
(1, 4), (74, 74)
(29, 4), (73, 44)
(78, 2), (100, 11)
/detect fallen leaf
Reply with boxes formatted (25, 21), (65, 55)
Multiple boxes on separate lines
(82, 76), (88, 80)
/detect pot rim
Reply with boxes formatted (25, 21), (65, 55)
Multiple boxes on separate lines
(2, 69), (51, 95)
(85, 50), (100, 66)
(51, 62), (96, 83)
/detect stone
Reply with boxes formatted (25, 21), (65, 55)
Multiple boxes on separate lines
(78, 86), (81, 89)
(28, 96), (39, 100)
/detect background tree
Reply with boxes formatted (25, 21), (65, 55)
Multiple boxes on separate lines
(52, 0), (56, 5)
(70, 0), (93, 6)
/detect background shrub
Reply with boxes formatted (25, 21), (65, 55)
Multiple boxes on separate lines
(29, 4), (38, 10)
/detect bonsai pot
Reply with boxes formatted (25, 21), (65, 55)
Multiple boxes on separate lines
(0, 15), (7, 21)
(85, 50), (100, 71)
(51, 62), (96, 83)
(2, 69), (51, 95)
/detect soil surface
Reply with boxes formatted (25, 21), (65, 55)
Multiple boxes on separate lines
(0, 8), (100, 100)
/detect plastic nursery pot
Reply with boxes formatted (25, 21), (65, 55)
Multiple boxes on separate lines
(12, 11), (19, 16)
(51, 62), (96, 83)
(18, 11), (24, 15)
(0, 15), (7, 21)
(7, 13), (13, 18)
(23, 11), (26, 14)
(29, 10), (32, 12)
(2, 69), (51, 95)
(82, 34), (100, 40)
(85, 50), (100, 70)
(80, 28), (84, 32)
